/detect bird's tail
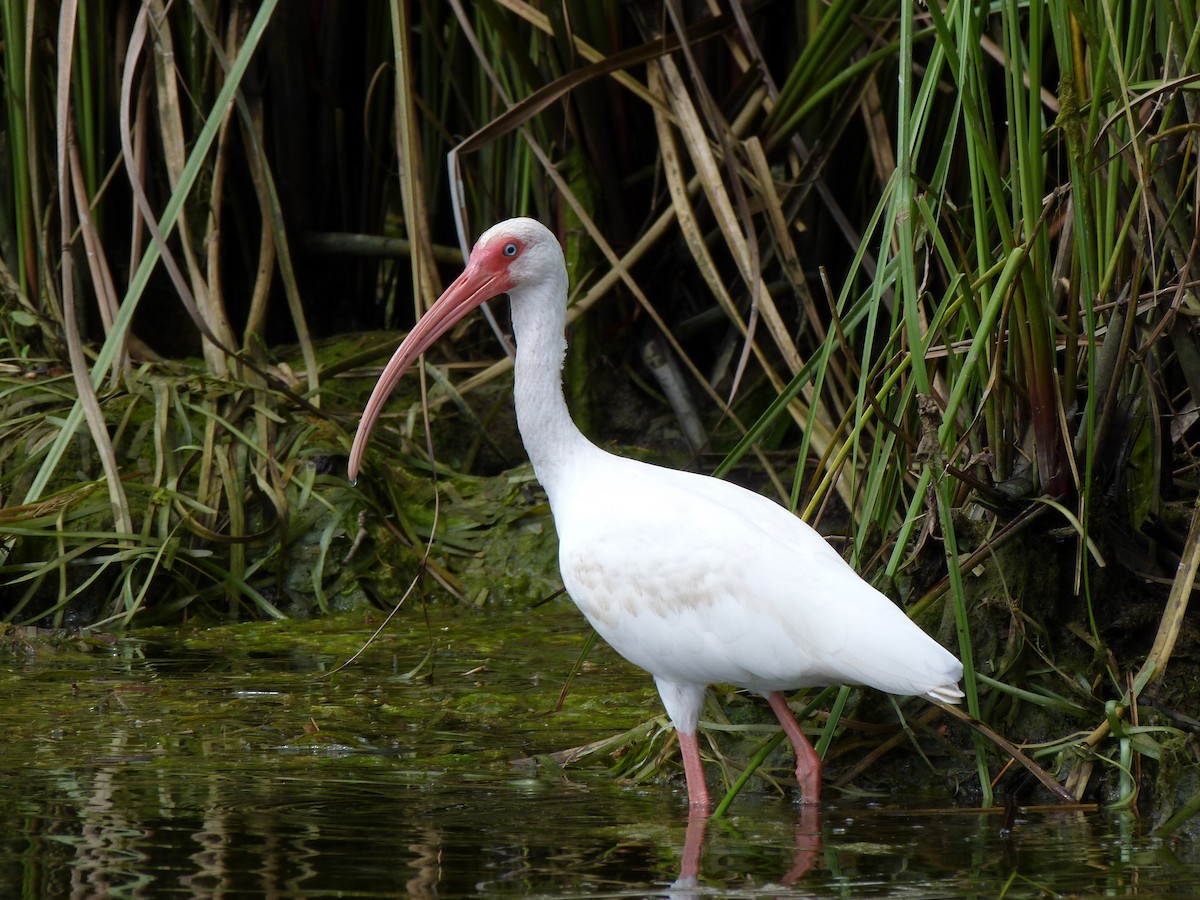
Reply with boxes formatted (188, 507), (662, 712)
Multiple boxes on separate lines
(925, 682), (965, 704)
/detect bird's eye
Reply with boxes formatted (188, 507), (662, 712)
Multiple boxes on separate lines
(503, 242), (519, 257)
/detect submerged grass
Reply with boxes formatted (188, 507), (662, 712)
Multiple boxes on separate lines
(2, 1), (1198, 819)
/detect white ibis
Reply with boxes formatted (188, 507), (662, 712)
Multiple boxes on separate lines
(349, 218), (963, 810)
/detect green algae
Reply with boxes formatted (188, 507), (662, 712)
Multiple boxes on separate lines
(1, 602), (658, 781)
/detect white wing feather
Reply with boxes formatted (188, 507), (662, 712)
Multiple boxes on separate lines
(553, 453), (963, 700)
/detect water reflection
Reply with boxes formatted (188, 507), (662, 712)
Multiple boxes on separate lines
(1, 622), (1198, 897)
(674, 805), (821, 891)
(4, 733), (1197, 896)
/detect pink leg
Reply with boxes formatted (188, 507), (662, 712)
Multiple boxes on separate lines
(767, 691), (822, 805)
(677, 730), (711, 811)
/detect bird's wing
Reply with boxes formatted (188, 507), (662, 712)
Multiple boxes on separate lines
(553, 455), (961, 698)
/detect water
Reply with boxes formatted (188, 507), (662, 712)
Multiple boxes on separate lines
(1, 608), (1195, 897)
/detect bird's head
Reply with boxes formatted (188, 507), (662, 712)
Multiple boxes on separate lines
(348, 217), (563, 481)
(471, 216), (565, 294)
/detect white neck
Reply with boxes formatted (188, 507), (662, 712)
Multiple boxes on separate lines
(508, 273), (598, 496)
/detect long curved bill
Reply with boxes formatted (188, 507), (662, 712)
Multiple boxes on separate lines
(348, 257), (511, 481)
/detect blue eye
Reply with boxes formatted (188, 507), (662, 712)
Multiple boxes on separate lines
(503, 242), (518, 257)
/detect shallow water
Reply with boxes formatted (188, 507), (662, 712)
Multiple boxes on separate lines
(1, 606), (1195, 897)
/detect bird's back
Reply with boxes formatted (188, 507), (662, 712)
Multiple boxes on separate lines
(550, 451), (963, 700)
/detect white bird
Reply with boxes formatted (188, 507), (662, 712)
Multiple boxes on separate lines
(349, 217), (963, 810)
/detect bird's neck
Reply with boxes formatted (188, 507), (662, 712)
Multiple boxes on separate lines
(509, 278), (598, 494)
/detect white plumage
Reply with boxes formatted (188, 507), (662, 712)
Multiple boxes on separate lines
(350, 217), (963, 810)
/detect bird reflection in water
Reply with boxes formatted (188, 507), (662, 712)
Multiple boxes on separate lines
(672, 805), (821, 891)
